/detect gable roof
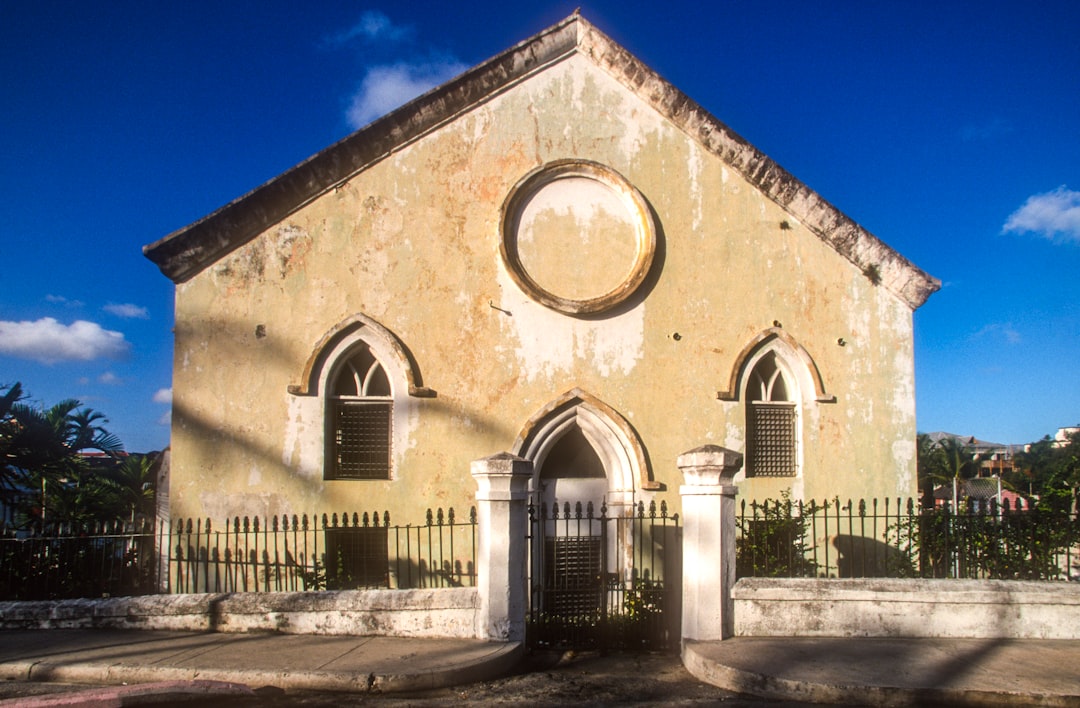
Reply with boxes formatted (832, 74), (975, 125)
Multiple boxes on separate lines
(143, 13), (939, 310)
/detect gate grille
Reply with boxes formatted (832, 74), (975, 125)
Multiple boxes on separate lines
(527, 499), (680, 651)
(545, 536), (602, 616)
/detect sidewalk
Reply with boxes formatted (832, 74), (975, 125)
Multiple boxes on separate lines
(0, 630), (522, 698)
(1, 629), (1079, 706)
(686, 637), (1080, 706)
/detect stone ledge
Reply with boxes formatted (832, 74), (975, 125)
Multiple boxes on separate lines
(734, 578), (1080, 640)
(735, 577), (1080, 605)
(0, 588), (481, 639)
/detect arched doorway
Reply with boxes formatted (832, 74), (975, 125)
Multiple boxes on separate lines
(513, 390), (676, 650)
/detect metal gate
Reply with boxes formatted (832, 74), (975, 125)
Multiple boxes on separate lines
(526, 498), (680, 651)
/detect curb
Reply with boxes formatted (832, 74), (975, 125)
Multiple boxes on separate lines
(373, 641), (525, 692)
(682, 641), (1080, 708)
(0, 641), (524, 695)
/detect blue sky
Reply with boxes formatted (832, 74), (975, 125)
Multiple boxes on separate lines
(2, 1), (1078, 452)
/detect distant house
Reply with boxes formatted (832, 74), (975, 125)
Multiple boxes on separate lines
(1051, 427), (1080, 448)
(143, 14), (938, 526)
(925, 432), (1023, 479)
(932, 477), (1027, 511)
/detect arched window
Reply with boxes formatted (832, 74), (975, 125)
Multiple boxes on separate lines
(326, 343), (393, 480)
(289, 314), (434, 483)
(746, 351), (798, 477)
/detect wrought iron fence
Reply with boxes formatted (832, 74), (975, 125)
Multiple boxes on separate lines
(0, 507), (476, 600)
(527, 499), (681, 652)
(737, 496), (1080, 581)
(0, 519), (161, 601)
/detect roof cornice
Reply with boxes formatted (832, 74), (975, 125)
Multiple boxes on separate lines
(144, 13), (939, 309)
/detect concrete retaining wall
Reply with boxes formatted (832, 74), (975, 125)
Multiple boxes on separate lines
(0, 588), (481, 639)
(734, 578), (1080, 639)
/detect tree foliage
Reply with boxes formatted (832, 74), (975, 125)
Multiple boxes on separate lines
(0, 382), (154, 528)
(1007, 430), (1080, 508)
(736, 491), (818, 578)
(917, 433), (983, 495)
(919, 429), (1079, 510)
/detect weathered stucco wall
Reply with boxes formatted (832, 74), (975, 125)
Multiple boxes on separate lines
(0, 589), (480, 639)
(168, 53), (919, 524)
(734, 578), (1080, 639)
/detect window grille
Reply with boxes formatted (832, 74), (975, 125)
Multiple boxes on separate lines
(332, 400), (391, 479)
(326, 342), (393, 481)
(749, 401), (797, 477)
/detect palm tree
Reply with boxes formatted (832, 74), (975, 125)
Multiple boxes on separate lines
(939, 436), (985, 509)
(0, 382), (23, 425)
(1, 385), (125, 527)
(66, 407), (124, 459)
(97, 454), (156, 523)
(0, 382), (26, 520)
(917, 434), (983, 509)
(917, 433), (943, 493)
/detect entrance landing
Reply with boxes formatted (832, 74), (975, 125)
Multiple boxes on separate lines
(685, 636), (1080, 706)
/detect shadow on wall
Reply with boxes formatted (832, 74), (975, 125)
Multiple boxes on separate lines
(170, 312), (524, 516)
(830, 534), (913, 578)
(170, 537), (476, 595)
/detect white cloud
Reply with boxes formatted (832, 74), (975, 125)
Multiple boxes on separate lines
(973, 322), (1021, 345)
(1002, 186), (1080, 244)
(103, 303), (149, 319)
(153, 387), (172, 426)
(326, 11), (466, 130)
(45, 294), (84, 307)
(0, 318), (129, 364)
(346, 59), (468, 129)
(98, 371), (122, 385)
(326, 10), (411, 47)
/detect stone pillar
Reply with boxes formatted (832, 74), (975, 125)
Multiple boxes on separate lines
(678, 445), (743, 641)
(152, 449), (171, 594)
(471, 452), (533, 642)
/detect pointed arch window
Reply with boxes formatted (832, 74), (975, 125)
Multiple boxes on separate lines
(327, 344), (392, 480)
(746, 352), (798, 478)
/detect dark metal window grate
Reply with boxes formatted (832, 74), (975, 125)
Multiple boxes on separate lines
(750, 401), (797, 477)
(333, 400), (391, 479)
(544, 536), (602, 616)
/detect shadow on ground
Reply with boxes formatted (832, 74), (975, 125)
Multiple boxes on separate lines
(211, 651), (819, 707)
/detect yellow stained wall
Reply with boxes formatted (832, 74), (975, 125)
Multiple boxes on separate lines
(169, 55), (918, 524)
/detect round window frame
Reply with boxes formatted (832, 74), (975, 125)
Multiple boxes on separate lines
(499, 160), (657, 315)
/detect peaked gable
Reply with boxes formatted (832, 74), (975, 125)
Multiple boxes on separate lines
(144, 13), (938, 310)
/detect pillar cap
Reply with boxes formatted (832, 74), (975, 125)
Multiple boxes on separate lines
(677, 445), (743, 486)
(471, 452), (531, 471)
(471, 452), (533, 495)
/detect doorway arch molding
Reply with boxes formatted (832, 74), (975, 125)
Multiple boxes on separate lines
(511, 388), (659, 493)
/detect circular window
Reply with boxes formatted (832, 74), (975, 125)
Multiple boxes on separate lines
(500, 160), (657, 315)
